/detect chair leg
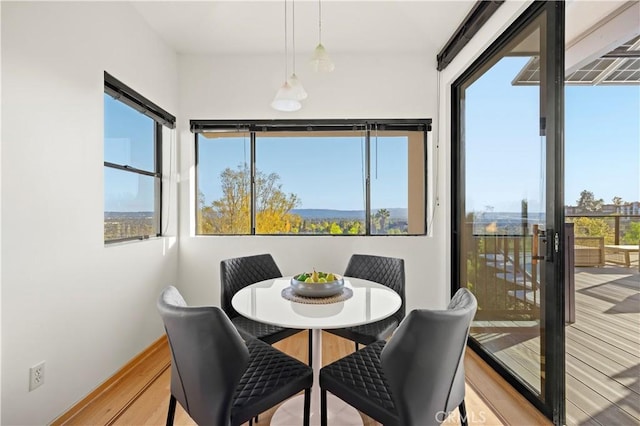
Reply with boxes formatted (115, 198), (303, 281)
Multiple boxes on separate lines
(459, 400), (468, 426)
(304, 388), (311, 426)
(166, 395), (177, 426)
(321, 389), (329, 426)
(308, 330), (313, 366)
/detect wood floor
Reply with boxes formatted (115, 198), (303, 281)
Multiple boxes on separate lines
(472, 266), (640, 426)
(56, 331), (549, 426)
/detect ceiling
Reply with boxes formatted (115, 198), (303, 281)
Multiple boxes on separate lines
(513, 35), (640, 86)
(130, 1), (477, 55)
(130, 0), (636, 79)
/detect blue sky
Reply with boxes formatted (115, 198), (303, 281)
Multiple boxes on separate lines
(105, 57), (639, 213)
(197, 133), (408, 211)
(465, 57), (639, 214)
(565, 84), (639, 207)
(104, 94), (155, 212)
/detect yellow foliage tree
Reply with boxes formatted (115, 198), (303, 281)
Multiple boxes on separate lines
(572, 216), (614, 244)
(198, 164), (301, 234)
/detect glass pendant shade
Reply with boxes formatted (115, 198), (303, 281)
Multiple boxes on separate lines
(288, 73), (308, 100)
(271, 81), (302, 112)
(310, 43), (335, 72)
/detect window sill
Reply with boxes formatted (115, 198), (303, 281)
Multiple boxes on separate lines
(104, 235), (162, 246)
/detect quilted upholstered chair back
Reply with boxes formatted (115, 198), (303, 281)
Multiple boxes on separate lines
(158, 286), (249, 426)
(380, 288), (477, 426)
(220, 254), (283, 319)
(344, 254), (406, 320)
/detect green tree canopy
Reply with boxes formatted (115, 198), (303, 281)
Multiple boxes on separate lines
(576, 190), (604, 213)
(622, 222), (640, 244)
(329, 222), (343, 234)
(573, 217), (614, 243)
(612, 196), (625, 206)
(375, 208), (391, 232)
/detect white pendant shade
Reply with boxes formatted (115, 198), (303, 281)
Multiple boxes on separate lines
(288, 73), (308, 100)
(310, 43), (335, 72)
(271, 81), (302, 112)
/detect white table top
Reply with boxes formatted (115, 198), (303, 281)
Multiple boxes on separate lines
(231, 276), (402, 330)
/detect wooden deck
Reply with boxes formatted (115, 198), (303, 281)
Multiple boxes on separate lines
(470, 265), (640, 426)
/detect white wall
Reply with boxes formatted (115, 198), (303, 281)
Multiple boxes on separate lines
(1, 2), (179, 424)
(0, 3), (3, 421)
(176, 52), (450, 314)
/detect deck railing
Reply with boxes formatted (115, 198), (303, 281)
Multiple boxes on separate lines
(565, 214), (640, 245)
(465, 214), (639, 321)
(464, 230), (540, 320)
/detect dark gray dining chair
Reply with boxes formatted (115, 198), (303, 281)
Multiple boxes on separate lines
(325, 254), (405, 350)
(319, 288), (477, 426)
(158, 286), (313, 426)
(220, 253), (308, 342)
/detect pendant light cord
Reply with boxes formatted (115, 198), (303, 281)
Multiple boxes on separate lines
(292, 0), (296, 73)
(318, 0), (322, 43)
(284, 0), (288, 80)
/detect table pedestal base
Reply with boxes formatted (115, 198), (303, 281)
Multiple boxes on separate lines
(271, 329), (363, 425)
(270, 393), (363, 426)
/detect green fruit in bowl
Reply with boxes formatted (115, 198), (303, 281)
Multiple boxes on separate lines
(326, 273), (335, 282)
(318, 277), (327, 283)
(304, 277), (313, 283)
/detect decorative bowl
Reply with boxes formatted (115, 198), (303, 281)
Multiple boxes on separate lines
(290, 274), (344, 298)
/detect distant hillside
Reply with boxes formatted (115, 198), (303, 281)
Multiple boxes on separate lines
(105, 211), (153, 219)
(105, 209), (409, 220)
(292, 208), (408, 219)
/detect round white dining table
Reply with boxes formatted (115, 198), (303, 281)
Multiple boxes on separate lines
(232, 276), (401, 426)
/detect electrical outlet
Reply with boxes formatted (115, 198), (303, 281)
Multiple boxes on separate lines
(29, 361), (45, 391)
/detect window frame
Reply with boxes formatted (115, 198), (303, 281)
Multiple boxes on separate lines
(104, 72), (175, 244)
(192, 119), (431, 236)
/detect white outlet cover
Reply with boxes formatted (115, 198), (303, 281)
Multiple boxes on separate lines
(29, 361), (45, 391)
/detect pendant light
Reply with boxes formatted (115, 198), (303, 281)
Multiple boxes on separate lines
(310, 0), (334, 72)
(271, 0), (301, 112)
(288, 0), (307, 100)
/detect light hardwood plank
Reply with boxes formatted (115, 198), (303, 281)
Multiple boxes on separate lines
(464, 350), (550, 426)
(57, 331), (549, 426)
(54, 337), (170, 426)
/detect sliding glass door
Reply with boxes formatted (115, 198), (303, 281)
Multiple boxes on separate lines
(452, 2), (565, 423)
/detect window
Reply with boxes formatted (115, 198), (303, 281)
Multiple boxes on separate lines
(104, 72), (175, 243)
(194, 120), (430, 236)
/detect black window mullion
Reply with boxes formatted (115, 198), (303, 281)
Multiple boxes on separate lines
(156, 122), (163, 237)
(365, 127), (372, 235)
(250, 132), (257, 235)
(155, 123), (163, 174)
(104, 161), (159, 178)
(195, 134), (201, 233)
(190, 119), (431, 134)
(424, 129), (430, 235)
(104, 72), (176, 129)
